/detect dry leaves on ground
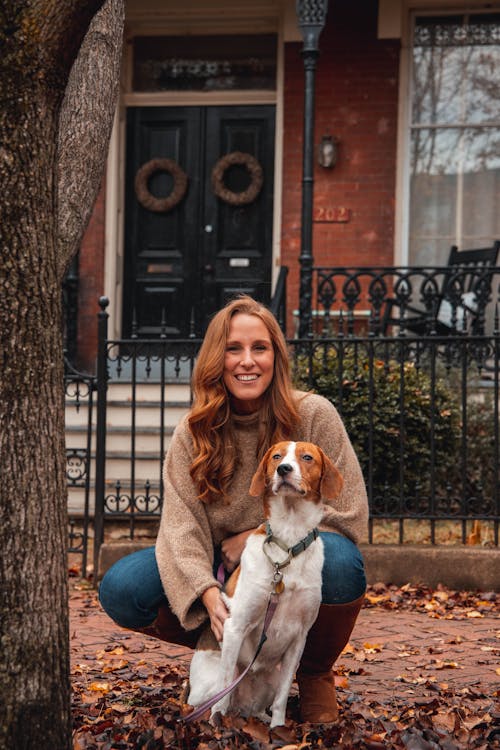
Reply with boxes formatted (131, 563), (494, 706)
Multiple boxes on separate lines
(71, 580), (499, 749)
(71, 660), (499, 749)
(364, 582), (499, 620)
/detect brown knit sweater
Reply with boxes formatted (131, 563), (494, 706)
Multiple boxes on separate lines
(155, 391), (368, 630)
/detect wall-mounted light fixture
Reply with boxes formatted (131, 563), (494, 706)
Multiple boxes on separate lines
(318, 134), (338, 168)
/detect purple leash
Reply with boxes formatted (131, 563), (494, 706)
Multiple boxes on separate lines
(179, 592), (280, 724)
(216, 562), (226, 586)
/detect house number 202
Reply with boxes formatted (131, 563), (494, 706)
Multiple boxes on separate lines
(314, 206), (351, 223)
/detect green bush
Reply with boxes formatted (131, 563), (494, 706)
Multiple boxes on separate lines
(444, 387), (497, 511)
(293, 345), (461, 509)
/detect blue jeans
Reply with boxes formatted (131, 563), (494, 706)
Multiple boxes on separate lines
(99, 532), (366, 630)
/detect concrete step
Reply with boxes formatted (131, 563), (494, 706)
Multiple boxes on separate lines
(66, 425), (175, 453)
(65, 379), (190, 518)
(65, 402), (189, 429)
(103, 453), (164, 480)
(68, 486), (95, 516)
(102, 381), (191, 402)
(103, 403), (187, 429)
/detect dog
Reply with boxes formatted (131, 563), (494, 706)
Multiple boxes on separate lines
(187, 440), (343, 728)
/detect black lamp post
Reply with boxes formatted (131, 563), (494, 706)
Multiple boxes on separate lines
(296, 0), (328, 338)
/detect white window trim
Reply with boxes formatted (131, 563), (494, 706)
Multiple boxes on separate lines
(390, 1), (500, 265)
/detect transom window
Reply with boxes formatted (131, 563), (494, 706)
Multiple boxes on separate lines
(133, 35), (277, 93)
(408, 12), (500, 264)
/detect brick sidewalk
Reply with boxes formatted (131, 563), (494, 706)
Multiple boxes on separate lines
(70, 587), (499, 707)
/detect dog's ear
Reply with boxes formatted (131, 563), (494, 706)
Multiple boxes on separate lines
(249, 448), (273, 497)
(319, 450), (343, 499)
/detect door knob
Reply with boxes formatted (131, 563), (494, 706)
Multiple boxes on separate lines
(204, 224), (213, 233)
(203, 264), (215, 275)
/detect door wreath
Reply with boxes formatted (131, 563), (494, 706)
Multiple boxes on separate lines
(211, 151), (263, 206)
(134, 158), (188, 213)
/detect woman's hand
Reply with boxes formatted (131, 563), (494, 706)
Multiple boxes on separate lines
(221, 529), (255, 572)
(201, 586), (229, 642)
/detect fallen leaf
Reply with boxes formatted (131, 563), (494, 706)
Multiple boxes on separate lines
(242, 716), (271, 743)
(432, 710), (458, 732)
(102, 659), (129, 672)
(427, 659), (461, 670)
(334, 675), (349, 689)
(464, 712), (492, 730)
(88, 681), (112, 693)
(363, 642), (384, 652)
(269, 723), (296, 744)
(341, 643), (355, 654)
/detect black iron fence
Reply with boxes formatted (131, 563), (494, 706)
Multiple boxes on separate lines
(293, 333), (499, 546)
(310, 263), (499, 339)
(64, 359), (95, 572)
(65, 267), (500, 573)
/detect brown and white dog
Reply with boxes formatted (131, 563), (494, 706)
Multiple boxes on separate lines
(187, 440), (342, 728)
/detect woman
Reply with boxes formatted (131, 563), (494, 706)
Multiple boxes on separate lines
(99, 295), (368, 723)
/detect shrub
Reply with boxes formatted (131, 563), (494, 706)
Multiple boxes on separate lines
(444, 387), (497, 513)
(293, 344), (461, 513)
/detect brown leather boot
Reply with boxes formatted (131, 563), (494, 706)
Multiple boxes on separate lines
(135, 602), (202, 648)
(297, 593), (365, 723)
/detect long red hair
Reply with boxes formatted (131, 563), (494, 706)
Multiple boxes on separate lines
(188, 295), (300, 502)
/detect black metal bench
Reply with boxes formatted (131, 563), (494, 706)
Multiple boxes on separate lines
(382, 242), (500, 335)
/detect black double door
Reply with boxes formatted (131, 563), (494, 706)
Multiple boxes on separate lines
(123, 105), (275, 337)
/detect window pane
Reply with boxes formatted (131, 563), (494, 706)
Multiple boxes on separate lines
(412, 45), (463, 125)
(409, 13), (500, 263)
(465, 46), (500, 124)
(409, 127), (500, 262)
(412, 14), (500, 126)
(409, 140), (457, 265)
(133, 35), (277, 92)
(461, 132), (500, 241)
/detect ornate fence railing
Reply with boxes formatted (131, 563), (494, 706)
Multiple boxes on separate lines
(64, 359), (95, 573)
(86, 287), (499, 572)
(309, 265), (499, 341)
(292, 332), (499, 546)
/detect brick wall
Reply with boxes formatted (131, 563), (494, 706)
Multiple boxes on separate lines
(282, 0), (400, 327)
(75, 180), (105, 373)
(75, 1), (401, 361)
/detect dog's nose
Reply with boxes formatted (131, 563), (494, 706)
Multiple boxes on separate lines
(277, 463), (293, 477)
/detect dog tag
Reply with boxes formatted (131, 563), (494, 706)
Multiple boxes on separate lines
(272, 566), (285, 594)
(275, 579), (285, 594)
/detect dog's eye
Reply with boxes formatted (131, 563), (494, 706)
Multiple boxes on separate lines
(272, 453), (281, 460)
(302, 454), (313, 461)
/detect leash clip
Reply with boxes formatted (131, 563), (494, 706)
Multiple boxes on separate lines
(273, 565), (285, 594)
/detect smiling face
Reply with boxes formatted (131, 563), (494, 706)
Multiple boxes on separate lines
(223, 313), (275, 414)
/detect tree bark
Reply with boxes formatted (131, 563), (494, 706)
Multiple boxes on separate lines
(0, 2), (123, 747)
(58, 0), (124, 265)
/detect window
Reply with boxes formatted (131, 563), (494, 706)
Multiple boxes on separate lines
(408, 13), (500, 264)
(133, 35), (277, 93)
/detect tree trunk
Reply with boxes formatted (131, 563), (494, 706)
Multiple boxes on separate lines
(58, 0), (124, 261)
(0, 2), (123, 746)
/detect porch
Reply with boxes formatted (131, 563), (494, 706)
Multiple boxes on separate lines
(64, 262), (500, 577)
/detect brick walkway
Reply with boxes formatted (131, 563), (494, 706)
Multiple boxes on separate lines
(70, 586), (499, 707)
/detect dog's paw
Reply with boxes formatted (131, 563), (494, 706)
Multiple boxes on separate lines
(254, 710), (271, 725)
(211, 696), (230, 718)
